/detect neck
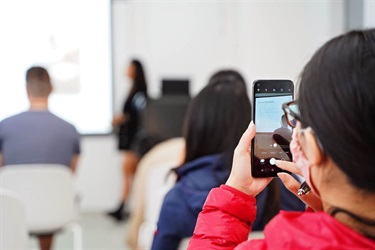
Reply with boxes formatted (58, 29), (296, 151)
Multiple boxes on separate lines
(29, 98), (49, 111)
(318, 165), (375, 238)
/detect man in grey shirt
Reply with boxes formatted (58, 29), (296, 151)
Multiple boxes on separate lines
(0, 66), (80, 250)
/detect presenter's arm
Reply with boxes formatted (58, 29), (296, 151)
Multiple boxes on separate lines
(70, 154), (80, 173)
(112, 114), (129, 127)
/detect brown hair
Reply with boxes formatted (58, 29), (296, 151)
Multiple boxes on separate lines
(26, 66), (52, 98)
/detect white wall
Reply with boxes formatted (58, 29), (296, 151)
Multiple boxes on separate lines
(77, 0), (347, 211)
(364, 0), (375, 27)
(118, 0), (345, 98)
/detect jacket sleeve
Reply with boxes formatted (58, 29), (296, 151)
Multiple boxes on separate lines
(151, 189), (183, 250)
(188, 185), (257, 250)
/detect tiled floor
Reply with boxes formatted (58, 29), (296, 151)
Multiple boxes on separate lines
(29, 212), (131, 250)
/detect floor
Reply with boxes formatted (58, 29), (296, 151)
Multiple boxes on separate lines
(29, 212), (131, 250)
(27, 212), (264, 250)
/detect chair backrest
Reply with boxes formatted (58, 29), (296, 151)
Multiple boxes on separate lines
(127, 138), (185, 249)
(0, 188), (29, 249)
(0, 164), (76, 235)
(138, 162), (177, 250)
(144, 162), (177, 223)
(178, 237), (191, 250)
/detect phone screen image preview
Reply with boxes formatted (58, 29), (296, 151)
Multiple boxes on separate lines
(253, 90), (293, 176)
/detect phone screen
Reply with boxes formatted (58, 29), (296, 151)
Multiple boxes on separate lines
(251, 80), (294, 177)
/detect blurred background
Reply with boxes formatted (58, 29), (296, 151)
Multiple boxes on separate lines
(0, 0), (373, 212)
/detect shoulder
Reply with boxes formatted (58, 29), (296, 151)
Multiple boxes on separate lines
(132, 92), (147, 109)
(47, 112), (78, 131)
(162, 184), (185, 207)
(261, 211), (375, 249)
(39, 113), (80, 139)
(1, 112), (26, 123)
(0, 112), (29, 131)
(161, 181), (202, 217)
(176, 154), (225, 175)
(157, 187), (186, 228)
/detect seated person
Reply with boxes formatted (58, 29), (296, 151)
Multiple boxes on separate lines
(151, 70), (304, 250)
(0, 66), (80, 250)
(188, 29), (375, 249)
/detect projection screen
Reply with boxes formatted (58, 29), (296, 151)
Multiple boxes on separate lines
(0, 0), (113, 134)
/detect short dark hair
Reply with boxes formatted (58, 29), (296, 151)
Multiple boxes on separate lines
(26, 66), (52, 97)
(183, 70), (251, 169)
(298, 29), (375, 191)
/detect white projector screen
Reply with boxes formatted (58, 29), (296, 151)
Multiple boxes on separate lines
(0, 0), (113, 135)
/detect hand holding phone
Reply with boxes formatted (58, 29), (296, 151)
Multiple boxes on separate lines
(251, 79), (294, 178)
(226, 121), (273, 197)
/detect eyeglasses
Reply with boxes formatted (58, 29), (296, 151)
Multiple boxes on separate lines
(282, 100), (325, 151)
(282, 101), (303, 128)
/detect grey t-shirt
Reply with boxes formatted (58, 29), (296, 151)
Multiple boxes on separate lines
(0, 111), (80, 167)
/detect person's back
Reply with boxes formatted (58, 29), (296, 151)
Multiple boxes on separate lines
(151, 70), (252, 250)
(151, 70), (306, 250)
(0, 110), (80, 167)
(152, 154), (229, 249)
(0, 66), (80, 250)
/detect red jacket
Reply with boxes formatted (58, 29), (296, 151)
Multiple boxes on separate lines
(188, 185), (375, 250)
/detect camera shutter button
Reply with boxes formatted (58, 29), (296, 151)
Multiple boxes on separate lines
(270, 158), (276, 165)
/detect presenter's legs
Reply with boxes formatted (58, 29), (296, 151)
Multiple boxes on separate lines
(108, 150), (139, 221)
(122, 150), (139, 202)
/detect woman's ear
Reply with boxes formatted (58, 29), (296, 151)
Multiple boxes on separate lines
(303, 130), (324, 166)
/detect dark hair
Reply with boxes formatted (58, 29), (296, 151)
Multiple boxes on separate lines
(25, 66), (52, 97)
(129, 59), (147, 98)
(298, 29), (375, 192)
(182, 70), (251, 168)
(208, 69), (247, 91)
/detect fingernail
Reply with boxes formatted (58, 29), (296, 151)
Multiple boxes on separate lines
(275, 160), (282, 166)
(248, 121), (254, 129)
(277, 173), (286, 181)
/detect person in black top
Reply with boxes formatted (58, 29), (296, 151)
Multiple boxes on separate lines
(108, 59), (148, 221)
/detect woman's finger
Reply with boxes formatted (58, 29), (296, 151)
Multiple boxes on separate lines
(275, 160), (302, 176)
(277, 173), (323, 211)
(234, 121), (255, 155)
(277, 172), (301, 194)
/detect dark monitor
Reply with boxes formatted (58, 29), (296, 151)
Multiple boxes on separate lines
(162, 79), (190, 96)
(142, 97), (189, 141)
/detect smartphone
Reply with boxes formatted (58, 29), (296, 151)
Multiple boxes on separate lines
(251, 79), (294, 177)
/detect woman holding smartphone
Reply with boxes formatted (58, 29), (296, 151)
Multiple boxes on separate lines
(188, 29), (375, 249)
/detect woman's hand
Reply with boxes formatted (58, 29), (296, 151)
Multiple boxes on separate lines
(111, 114), (126, 127)
(226, 122), (273, 197)
(276, 160), (323, 211)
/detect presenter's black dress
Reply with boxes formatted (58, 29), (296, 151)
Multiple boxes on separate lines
(118, 92), (144, 150)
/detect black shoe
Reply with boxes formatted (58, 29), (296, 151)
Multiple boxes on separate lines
(107, 210), (130, 222)
(107, 210), (124, 221)
(107, 203), (130, 222)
